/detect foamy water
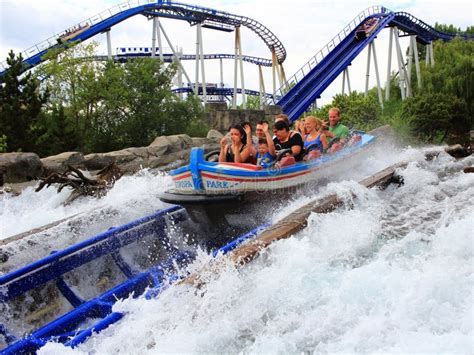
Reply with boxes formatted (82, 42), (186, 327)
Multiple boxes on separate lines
(2, 146), (473, 353)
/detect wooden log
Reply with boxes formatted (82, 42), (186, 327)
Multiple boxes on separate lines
(180, 162), (407, 286)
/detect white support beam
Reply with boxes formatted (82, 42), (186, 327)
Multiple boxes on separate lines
(156, 18), (164, 61)
(151, 17), (157, 58)
(219, 58), (224, 88)
(106, 30), (112, 60)
(176, 46), (183, 100)
(385, 27), (394, 101)
(407, 36), (413, 90)
(412, 36), (421, 89)
(258, 65), (266, 109)
(394, 27), (406, 100)
(195, 24), (200, 97)
(271, 49), (277, 101)
(346, 67), (352, 93)
(365, 41), (372, 96)
(342, 69), (346, 95)
(237, 27), (246, 108)
(232, 26), (239, 109)
(158, 21), (194, 94)
(371, 41), (384, 108)
(430, 42), (435, 66)
(197, 23), (207, 105)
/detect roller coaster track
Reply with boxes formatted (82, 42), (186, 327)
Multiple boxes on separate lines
(0, 0), (285, 74)
(97, 52), (273, 66)
(171, 86), (274, 99)
(271, 6), (473, 120)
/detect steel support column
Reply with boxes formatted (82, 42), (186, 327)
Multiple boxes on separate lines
(412, 36), (422, 89)
(158, 21), (194, 94)
(156, 18), (164, 61)
(258, 64), (266, 109)
(106, 30), (112, 60)
(151, 17), (157, 58)
(365, 41), (372, 95)
(232, 26), (239, 109)
(385, 27), (394, 101)
(394, 27), (406, 100)
(371, 41), (384, 108)
(198, 23), (207, 105)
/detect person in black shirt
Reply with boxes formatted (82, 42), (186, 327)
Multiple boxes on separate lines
(219, 124), (253, 163)
(273, 120), (304, 161)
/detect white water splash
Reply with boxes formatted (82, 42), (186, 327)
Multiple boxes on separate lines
(3, 146), (473, 353)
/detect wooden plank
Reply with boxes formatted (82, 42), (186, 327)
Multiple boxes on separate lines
(180, 162), (406, 286)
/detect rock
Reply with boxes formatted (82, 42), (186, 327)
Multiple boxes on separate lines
(206, 129), (223, 142)
(445, 144), (470, 159)
(0, 153), (43, 183)
(463, 167), (474, 173)
(148, 136), (172, 156)
(84, 153), (116, 171)
(165, 134), (193, 152)
(41, 151), (85, 174)
(149, 134), (193, 153)
(191, 137), (210, 147)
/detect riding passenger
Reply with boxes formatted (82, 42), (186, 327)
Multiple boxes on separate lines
(256, 122), (276, 168)
(273, 120), (304, 162)
(295, 118), (307, 137)
(219, 124), (252, 163)
(328, 107), (349, 153)
(303, 116), (329, 153)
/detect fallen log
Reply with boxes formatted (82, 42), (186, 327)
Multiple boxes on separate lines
(36, 163), (122, 205)
(180, 162), (407, 286)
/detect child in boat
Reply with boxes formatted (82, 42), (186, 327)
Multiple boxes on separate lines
(256, 122), (276, 168)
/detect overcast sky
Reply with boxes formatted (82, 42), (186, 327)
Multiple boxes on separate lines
(0, 0), (472, 104)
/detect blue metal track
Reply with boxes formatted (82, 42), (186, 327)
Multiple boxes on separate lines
(0, 211), (269, 353)
(0, 0), (285, 74)
(275, 7), (473, 120)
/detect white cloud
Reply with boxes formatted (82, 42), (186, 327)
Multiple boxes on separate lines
(1, 0), (472, 106)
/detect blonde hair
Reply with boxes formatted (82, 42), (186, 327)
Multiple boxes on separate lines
(329, 107), (340, 117)
(305, 116), (327, 130)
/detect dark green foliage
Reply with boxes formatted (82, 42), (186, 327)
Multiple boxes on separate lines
(32, 43), (205, 154)
(403, 93), (469, 143)
(0, 51), (48, 152)
(310, 91), (382, 131)
(33, 105), (78, 156)
(0, 134), (7, 152)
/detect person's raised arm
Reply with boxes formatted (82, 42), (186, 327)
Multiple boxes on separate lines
(263, 122), (276, 156)
(243, 123), (257, 158)
(219, 136), (228, 162)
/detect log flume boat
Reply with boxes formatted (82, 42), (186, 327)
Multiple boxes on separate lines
(0, 131), (377, 353)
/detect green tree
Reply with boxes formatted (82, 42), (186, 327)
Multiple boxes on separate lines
(310, 91), (382, 131)
(32, 104), (78, 156)
(0, 51), (48, 152)
(402, 93), (469, 143)
(37, 42), (103, 151)
(0, 134), (7, 153)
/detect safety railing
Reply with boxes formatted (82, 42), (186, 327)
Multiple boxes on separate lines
(265, 6), (388, 105)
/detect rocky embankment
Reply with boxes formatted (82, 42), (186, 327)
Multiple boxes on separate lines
(0, 130), (223, 187)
